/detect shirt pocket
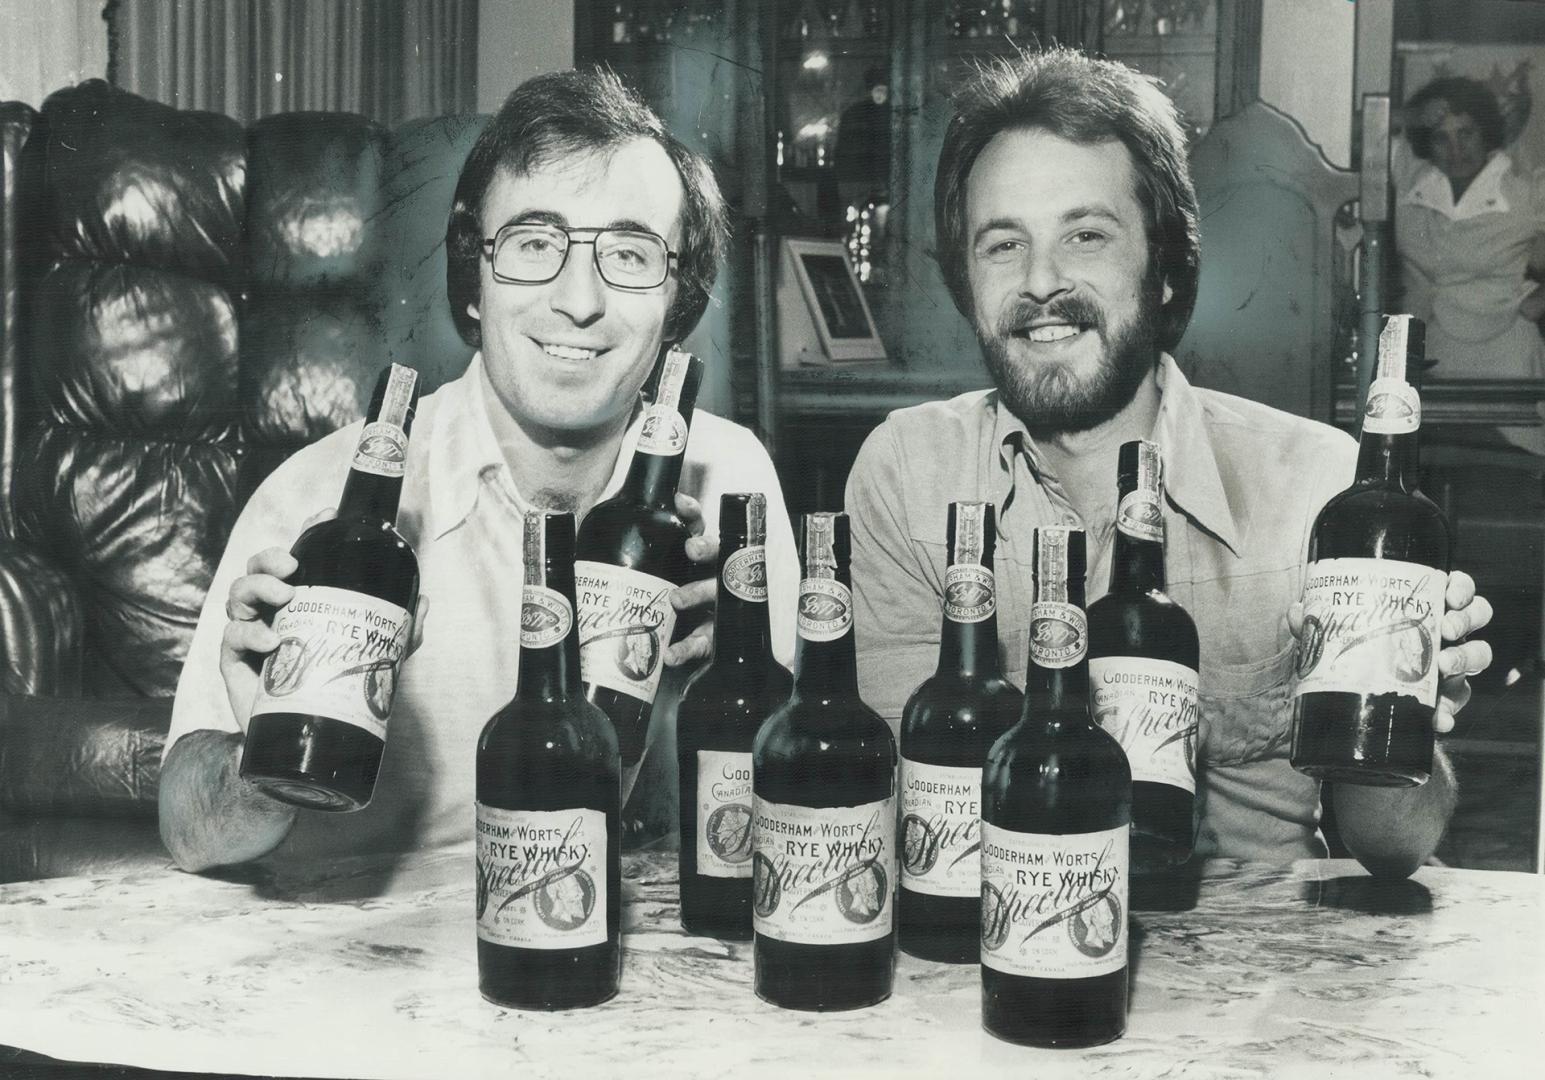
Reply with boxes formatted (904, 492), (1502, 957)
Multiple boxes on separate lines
(1198, 641), (1296, 768)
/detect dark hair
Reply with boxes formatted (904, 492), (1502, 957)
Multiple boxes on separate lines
(934, 47), (1200, 353)
(1405, 76), (1507, 160)
(447, 66), (728, 347)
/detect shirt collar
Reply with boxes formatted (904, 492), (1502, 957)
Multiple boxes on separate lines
(992, 353), (1241, 555)
(426, 352), (512, 539)
(425, 353), (647, 539)
(1400, 151), (1512, 220)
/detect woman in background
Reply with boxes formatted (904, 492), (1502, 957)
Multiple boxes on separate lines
(1396, 75), (1545, 454)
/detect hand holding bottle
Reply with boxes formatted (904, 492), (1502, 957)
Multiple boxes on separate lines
(664, 491), (719, 669)
(219, 517), (429, 731)
(1288, 569), (1493, 734)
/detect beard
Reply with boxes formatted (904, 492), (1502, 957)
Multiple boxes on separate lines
(976, 272), (1164, 436)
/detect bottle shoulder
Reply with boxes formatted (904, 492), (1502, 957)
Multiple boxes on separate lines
(479, 696), (619, 760)
(1311, 485), (1452, 563)
(753, 696), (897, 761)
(1087, 591), (1199, 660)
(901, 672), (1024, 744)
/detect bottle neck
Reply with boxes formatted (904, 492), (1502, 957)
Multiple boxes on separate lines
(1355, 429), (1420, 490)
(795, 628), (861, 702)
(338, 469), (403, 523)
(1024, 574), (1090, 732)
(514, 578), (584, 704)
(937, 609), (1001, 680)
(622, 446), (686, 507)
(711, 543), (775, 668)
(1109, 530), (1165, 594)
(1025, 657), (1092, 730)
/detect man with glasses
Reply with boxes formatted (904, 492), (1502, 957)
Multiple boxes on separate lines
(160, 68), (798, 872)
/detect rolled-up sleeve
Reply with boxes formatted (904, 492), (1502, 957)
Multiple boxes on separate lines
(845, 421), (944, 728)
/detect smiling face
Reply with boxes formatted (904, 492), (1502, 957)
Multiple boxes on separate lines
(965, 127), (1168, 433)
(469, 138), (684, 441)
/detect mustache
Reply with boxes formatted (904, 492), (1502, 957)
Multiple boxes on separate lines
(996, 295), (1106, 337)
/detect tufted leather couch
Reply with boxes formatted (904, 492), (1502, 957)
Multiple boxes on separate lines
(0, 80), (485, 881)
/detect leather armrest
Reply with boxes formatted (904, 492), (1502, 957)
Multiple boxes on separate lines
(0, 695), (170, 817)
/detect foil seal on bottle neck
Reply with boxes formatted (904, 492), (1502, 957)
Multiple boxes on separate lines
(1030, 526), (1086, 668)
(945, 502), (996, 624)
(1116, 439), (1165, 543)
(520, 511), (573, 649)
(803, 511), (839, 581)
(1363, 315), (1423, 436)
(638, 347), (695, 456)
(797, 512), (851, 642)
(722, 493), (769, 604)
(351, 364), (419, 478)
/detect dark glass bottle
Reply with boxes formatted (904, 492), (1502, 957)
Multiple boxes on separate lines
(898, 502), (1022, 963)
(981, 526), (1130, 1048)
(1088, 440), (1200, 868)
(752, 512), (897, 1011)
(476, 511), (622, 1010)
(677, 493), (793, 940)
(1292, 314), (1453, 787)
(575, 347), (705, 770)
(241, 363), (422, 812)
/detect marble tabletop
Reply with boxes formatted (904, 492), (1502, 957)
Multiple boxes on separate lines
(0, 847), (1540, 1080)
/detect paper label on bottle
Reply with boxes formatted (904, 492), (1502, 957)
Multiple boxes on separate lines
(1030, 602), (1087, 668)
(573, 561), (677, 705)
(350, 365), (417, 477)
(520, 586), (573, 650)
(723, 545), (768, 603)
(752, 796), (896, 945)
(944, 565), (996, 623)
(899, 760), (981, 898)
(1089, 657), (1198, 794)
(637, 403), (688, 456)
(696, 750), (755, 878)
(1116, 489), (1164, 543)
(796, 579), (853, 642)
(1293, 557), (1445, 706)
(250, 585), (410, 741)
(475, 805), (608, 950)
(1362, 377), (1421, 435)
(979, 823), (1128, 980)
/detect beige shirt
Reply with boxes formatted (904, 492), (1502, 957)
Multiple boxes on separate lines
(845, 356), (1358, 863)
(168, 354), (798, 857)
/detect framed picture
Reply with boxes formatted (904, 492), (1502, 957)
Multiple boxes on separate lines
(778, 238), (887, 365)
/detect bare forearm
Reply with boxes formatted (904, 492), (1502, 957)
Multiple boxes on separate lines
(158, 729), (296, 872)
(1331, 748), (1457, 879)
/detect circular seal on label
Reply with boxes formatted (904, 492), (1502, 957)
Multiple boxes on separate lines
(1030, 601), (1087, 668)
(362, 662), (397, 721)
(1068, 891), (1122, 958)
(1362, 377), (1421, 435)
(944, 565), (996, 623)
(1116, 490), (1164, 542)
(901, 814), (940, 876)
(723, 546), (768, 602)
(752, 852), (782, 916)
(534, 868), (596, 931)
(263, 637), (308, 696)
(706, 803), (754, 863)
(980, 881), (1010, 951)
(352, 421), (408, 476)
(836, 864), (887, 925)
(637, 404), (688, 455)
(797, 579), (853, 641)
(520, 586), (573, 649)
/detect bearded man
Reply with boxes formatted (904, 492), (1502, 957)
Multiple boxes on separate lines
(845, 48), (1494, 879)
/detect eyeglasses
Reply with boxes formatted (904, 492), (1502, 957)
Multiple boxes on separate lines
(482, 223), (678, 290)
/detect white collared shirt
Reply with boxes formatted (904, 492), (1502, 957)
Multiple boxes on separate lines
(168, 354), (799, 857)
